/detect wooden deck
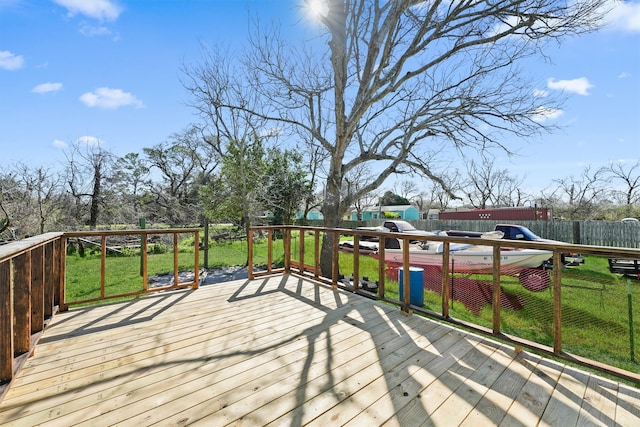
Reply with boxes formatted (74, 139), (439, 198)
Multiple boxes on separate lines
(1, 274), (639, 426)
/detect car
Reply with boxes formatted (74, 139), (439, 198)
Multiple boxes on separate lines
(380, 220), (435, 236)
(448, 224), (583, 266)
(356, 220), (434, 242)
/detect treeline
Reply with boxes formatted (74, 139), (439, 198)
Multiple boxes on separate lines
(0, 126), (316, 240)
(2, 126), (639, 241)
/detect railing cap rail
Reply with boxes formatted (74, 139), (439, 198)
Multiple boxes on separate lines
(63, 228), (200, 237)
(0, 232), (64, 263)
(249, 225), (640, 258)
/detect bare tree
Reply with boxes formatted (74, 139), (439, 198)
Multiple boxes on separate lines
(12, 164), (62, 235)
(343, 162), (377, 219)
(0, 169), (17, 238)
(605, 160), (640, 217)
(464, 156), (524, 208)
(183, 0), (607, 275)
(422, 171), (464, 212)
(144, 126), (219, 225)
(300, 144), (328, 222)
(64, 142), (115, 229)
(544, 165), (607, 219)
(393, 180), (419, 203)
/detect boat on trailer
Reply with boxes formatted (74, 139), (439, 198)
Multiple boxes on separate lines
(339, 238), (552, 271)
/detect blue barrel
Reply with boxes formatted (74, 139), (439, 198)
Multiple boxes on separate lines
(399, 266), (424, 307)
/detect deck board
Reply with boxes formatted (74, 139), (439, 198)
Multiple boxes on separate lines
(0, 274), (638, 426)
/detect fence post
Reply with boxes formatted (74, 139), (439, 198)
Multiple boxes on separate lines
(572, 221), (581, 244)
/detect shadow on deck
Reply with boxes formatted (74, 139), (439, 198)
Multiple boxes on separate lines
(0, 274), (638, 426)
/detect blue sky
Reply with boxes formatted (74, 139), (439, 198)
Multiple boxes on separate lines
(1, 0), (639, 195)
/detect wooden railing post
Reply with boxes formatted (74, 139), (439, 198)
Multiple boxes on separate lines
(44, 242), (55, 318)
(314, 230), (320, 279)
(267, 229), (273, 274)
(284, 227), (291, 274)
(173, 233), (179, 287)
(248, 228), (255, 280)
(492, 246), (501, 335)
(0, 260), (13, 383)
(193, 229), (200, 289)
(401, 236), (411, 313)
(30, 245), (45, 335)
(59, 237), (67, 312)
(100, 236), (106, 299)
(441, 242), (450, 318)
(553, 250), (563, 355)
(13, 252), (31, 356)
(299, 229), (305, 275)
(332, 231), (339, 289)
(353, 234), (360, 291)
(378, 238), (386, 298)
(142, 233), (148, 292)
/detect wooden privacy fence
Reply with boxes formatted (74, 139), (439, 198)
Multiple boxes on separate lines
(0, 228), (199, 399)
(248, 225), (640, 384)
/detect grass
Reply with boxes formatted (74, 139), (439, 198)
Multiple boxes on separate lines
(64, 234), (285, 303)
(64, 233), (640, 374)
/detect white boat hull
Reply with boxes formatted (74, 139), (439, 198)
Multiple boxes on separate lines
(382, 246), (551, 270)
(340, 240), (551, 271)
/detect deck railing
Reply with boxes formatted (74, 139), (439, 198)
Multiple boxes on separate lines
(0, 233), (63, 399)
(248, 225), (640, 384)
(0, 228), (199, 399)
(2, 225), (638, 398)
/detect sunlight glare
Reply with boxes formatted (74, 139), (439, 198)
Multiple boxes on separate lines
(306, 0), (329, 19)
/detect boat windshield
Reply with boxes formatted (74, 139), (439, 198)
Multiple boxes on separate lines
(518, 226), (542, 241)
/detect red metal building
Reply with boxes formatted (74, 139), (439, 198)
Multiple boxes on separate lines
(438, 207), (551, 221)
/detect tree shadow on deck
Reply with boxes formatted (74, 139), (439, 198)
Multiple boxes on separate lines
(38, 290), (194, 344)
(224, 274), (626, 426)
(1, 274), (631, 426)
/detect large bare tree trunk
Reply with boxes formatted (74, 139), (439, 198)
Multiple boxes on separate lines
(320, 176), (343, 277)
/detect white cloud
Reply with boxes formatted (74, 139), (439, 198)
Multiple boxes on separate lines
(530, 107), (564, 123)
(76, 136), (103, 147)
(32, 82), (63, 94)
(605, 0), (640, 32)
(52, 139), (67, 149)
(79, 87), (144, 109)
(53, 0), (122, 21)
(618, 71), (631, 78)
(547, 77), (594, 96)
(79, 23), (111, 37)
(0, 50), (24, 70)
